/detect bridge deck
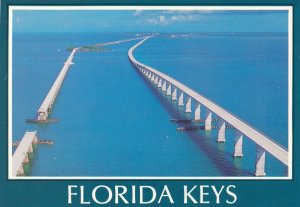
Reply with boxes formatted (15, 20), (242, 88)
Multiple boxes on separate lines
(12, 131), (37, 176)
(38, 48), (78, 115)
(95, 37), (145, 47)
(128, 37), (288, 166)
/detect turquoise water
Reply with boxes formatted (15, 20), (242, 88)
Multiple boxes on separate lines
(12, 32), (288, 177)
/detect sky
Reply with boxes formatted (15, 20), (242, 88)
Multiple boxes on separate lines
(12, 9), (288, 33)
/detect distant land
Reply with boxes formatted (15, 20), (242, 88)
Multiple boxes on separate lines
(66, 45), (112, 52)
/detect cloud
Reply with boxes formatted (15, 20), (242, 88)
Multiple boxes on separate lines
(165, 10), (287, 16)
(170, 14), (198, 22)
(133, 10), (143, 16)
(164, 10), (195, 15)
(146, 15), (167, 25)
(164, 10), (215, 15)
(146, 14), (199, 25)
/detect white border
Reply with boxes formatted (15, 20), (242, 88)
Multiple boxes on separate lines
(8, 6), (293, 180)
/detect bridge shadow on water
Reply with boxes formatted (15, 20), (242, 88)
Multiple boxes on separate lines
(133, 66), (253, 177)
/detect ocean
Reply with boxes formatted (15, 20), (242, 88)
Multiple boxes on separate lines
(12, 32), (288, 177)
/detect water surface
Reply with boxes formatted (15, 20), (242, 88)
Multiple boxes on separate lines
(12, 32), (288, 177)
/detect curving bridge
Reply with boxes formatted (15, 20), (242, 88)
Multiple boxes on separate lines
(128, 36), (289, 176)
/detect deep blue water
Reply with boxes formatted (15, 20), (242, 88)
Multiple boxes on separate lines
(12, 32), (288, 177)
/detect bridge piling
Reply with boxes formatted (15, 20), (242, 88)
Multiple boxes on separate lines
(217, 119), (226, 142)
(28, 143), (34, 153)
(23, 154), (30, 164)
(234, 131), (243, 157)
(154, 76), (158, 85)
(162, 80), (167, 92)
(172, 87), (177, 101)
(195, 103), (201, 120)
(178, 92), (184, 106)
(158, 78), (162, 88)
(205, 110), (212, 130)
(186, 97), (192, 113)
(255, 146), (266, 176)
(151, 74), (155, 82)
(167, 83), (172, 96)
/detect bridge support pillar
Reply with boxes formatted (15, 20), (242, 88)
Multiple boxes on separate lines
(154, 76), (158, 85)
(151, 74), (155, 82)
(28, 144), (33, 153)
(162, 81), (167, 92)
(37, 112), (48, 121)
(178, 92), (184, 106)
(23, 153), (30, 164)
(172, 88), (177, 101)
(205, 110), (212, 130)
(158, 78), (162, 88)
(148, 72), (152, 79)
(195, 104), (201, 120)
(185, 97), (192, 113)
(217, 119), (226, 142)
(234, 131), (243, 157)
(255, 146), (266, 176)
(17, 166), (24, 176)
(167, 84), (171, 96)
(33, 134), (38, 144)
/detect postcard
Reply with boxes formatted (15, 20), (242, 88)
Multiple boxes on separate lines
(0, 3), (299, 207)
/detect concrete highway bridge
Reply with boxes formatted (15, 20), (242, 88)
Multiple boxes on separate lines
(128, 36), (289, 176)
